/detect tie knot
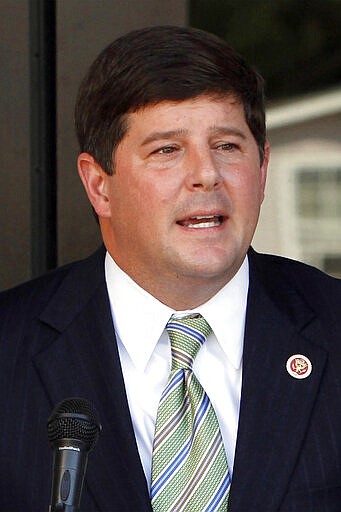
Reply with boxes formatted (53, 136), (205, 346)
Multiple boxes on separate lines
(166, 314), (212, 370)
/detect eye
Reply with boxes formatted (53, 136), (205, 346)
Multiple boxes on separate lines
(153, 145), (178, 155)
(215, 142), (238, 152)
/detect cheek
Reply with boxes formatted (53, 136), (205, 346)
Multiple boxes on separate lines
(144, 175), (181, 209)
(228, 169), (264, 209)
(123, 183), (169, 229)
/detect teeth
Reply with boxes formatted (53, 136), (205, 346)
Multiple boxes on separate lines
(178, 215), (223, 229)
(187, 220), (221, 229)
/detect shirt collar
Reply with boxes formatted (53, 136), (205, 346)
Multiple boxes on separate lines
(105, 254), (173, 372)
(197, 258), (249, 370)
(105, 253), (249, 372)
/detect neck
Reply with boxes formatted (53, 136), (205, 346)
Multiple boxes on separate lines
(101, 222), (241, 310)
(110, 256), (235, 310)
(145, 277), (229, 310)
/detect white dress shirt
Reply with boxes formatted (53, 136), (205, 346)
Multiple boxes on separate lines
(105, 252), (249, 487)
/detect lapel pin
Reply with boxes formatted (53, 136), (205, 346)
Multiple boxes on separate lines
(286, 354), (312, 379)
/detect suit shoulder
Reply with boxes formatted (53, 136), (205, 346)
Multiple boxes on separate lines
(250, 250), (341, 317)
(260, 252), (339, 284)
(0, 247), (105, 323)
(251, 249), (339, 280)
(0, 262), (74, 320)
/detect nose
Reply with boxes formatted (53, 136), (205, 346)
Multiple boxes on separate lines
(185, 147), (223, 191)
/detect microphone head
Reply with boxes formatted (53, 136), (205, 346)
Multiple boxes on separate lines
(47, 397), (102, 451)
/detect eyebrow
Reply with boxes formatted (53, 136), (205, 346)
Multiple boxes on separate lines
(141, 129), (189, 146)
(208, 125), (247, 139)
(141, 125), (248, 146)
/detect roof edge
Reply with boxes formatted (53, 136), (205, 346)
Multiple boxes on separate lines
(266, 87), (341, 130)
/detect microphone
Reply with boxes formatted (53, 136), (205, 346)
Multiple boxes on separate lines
(47, 397), (102, 512)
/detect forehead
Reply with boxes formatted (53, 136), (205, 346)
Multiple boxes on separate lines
(124, 94), (247, 137)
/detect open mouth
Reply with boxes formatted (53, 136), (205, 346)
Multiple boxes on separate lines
(177, 215), (225, 229)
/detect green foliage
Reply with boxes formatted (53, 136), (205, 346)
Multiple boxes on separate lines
(190, 0), (341, 99)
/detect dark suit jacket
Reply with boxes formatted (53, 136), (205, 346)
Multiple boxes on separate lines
(0, 246), (340, 511)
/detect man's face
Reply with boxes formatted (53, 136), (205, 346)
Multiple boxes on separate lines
(96, 95), (268, 304)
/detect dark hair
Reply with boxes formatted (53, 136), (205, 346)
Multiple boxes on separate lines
(75, 25), (266, 174)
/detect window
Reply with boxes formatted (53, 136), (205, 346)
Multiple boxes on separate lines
(295, 166), (341, 277)
(297, 167), (341, 218)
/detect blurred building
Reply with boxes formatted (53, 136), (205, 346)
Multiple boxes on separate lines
(254, 87), (341, 277)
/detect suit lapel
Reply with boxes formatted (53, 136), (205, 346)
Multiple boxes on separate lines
(33, 248), (151, 511)
(229, 251), (328, 512)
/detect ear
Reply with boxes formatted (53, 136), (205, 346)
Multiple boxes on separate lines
(77, 153), (111, 218)
(260, 141), (270, 203)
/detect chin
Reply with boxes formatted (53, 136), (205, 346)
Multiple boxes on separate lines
(177, 257), (238, 281)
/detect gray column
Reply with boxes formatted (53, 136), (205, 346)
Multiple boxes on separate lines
(0, 0), (187, 291)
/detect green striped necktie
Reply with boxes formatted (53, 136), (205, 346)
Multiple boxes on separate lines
(150, 314), (230, 511)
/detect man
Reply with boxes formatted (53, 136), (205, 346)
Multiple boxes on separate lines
(0, 26), (340, 512)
